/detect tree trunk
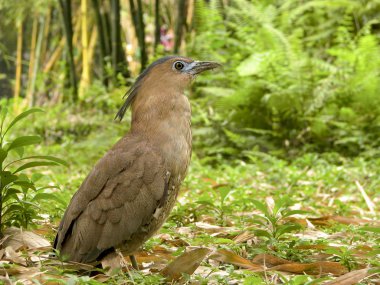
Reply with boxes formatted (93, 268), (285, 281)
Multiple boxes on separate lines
(111, 0), (129, 84)
(91, 0), (108, 86)
(174, 0), (188, 54)
(14, 21), (23, 108)
(58, 0), (78, 102)
(154, 0), (160, 52)
(136, 0), (147, 70)
(80, 0), (90, 97)
(129, 0), (147, 71)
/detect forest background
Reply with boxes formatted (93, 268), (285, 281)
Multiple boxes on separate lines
(0, 0), (379, 284)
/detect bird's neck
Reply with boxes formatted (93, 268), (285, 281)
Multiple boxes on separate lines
(130, 91), (192, 178)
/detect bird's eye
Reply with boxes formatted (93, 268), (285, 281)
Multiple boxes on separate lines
(174, 61), (185, 70)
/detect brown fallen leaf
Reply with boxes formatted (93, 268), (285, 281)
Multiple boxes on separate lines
(0, 262), (25, 276)
(252, 254), (292, 267)
(324, 268), (371, 285)
(195, 222), (236, 234)
(268, 261), (347, 276)
(309, 216), (377, 226)
(2, 227), (50, 251)
(4, 246), (27, 266)
(161, 247), (211, 281)
(294, 244), (331, 250)
(159, 235), (190, 247)
(233, 231), (256, 244)
(133, 249), (174, 266)
(101, 251), (122, 275)
(209, 249), (263, 270)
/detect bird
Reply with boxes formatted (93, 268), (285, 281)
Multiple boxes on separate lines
(53, 56), (220, 268)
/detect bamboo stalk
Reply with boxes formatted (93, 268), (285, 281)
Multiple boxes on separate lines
(14, 21), (23, 109)
(26, 16), (45, 106)
(26, 18), (38, 103)
(79, 0), (90, 98)
(88, 27), (98, 71)
(40, 7), (52, 64)
(43, 37), (65, 73)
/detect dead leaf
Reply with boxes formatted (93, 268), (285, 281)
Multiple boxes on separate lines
(2, 227), (50, 251)
(0, 262), (25, 276)
(355, 181), (376, 215)
(4, 246), (27, 266)
(161, 247), (211, 281)
(159, 235), (189, 247)
(309, 216), (377, 226)
(252, 254), (292, 267)
(195, 222), (235, 234)
(294, 244), (331, 250)
(324, 268), (371, 285)
(269, 261), (347, 276)
(101, 251), (122, 275)
(209, 249), (263, 270)
(133, 249), (174, 265)
(233, 231), (256, 244)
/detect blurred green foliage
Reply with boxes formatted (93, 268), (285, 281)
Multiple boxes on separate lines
(189, 0), (380, 160)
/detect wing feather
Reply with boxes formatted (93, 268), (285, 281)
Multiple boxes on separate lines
(54, 135), (166, 263)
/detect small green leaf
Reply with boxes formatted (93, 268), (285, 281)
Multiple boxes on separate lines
(13, 180), (36, 190)
(22, 155), (68, 167)
(3, 108), (44, 136)
(7, 136), (41, 151)
(251, 200), (269, 216)
(275, 224), (301, 238)
(31, 173), (44, 182)
(219, 187), (233, 203)
(237, 52), (271, 76)
(0, 171), (18, 188)
(213, 238), (234, 244)
(32, 192), (65, 204)
(0, 105), (8, 122)
(282, 210), (310, 218)
(13, 147), (24, 158)
(14, 161), (60, 173)
(2, 188), (21, 203)
(254, 229), (272, 239)
(0, 148), (7, 165)
(359, 226), (380, 234)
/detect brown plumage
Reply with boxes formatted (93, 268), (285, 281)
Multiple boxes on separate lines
(53, 56), (220, 264)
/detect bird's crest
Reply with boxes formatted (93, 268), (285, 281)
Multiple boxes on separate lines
(115, 56), (180, 121)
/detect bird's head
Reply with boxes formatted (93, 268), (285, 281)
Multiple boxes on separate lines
(115, 56), (220, 121)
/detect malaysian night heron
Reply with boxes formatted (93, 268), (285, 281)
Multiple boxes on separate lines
(53, 56), (220, 268)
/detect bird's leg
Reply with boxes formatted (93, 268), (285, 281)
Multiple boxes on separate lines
(129, 255), (139, 270)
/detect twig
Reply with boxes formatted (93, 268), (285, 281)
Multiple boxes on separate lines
(355, 181), (376, 215)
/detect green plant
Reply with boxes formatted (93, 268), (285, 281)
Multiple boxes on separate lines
(326, 246), (358, 271)
(0, 105), (67, 236)
(195, 184), (235, 226)
(189, 0), (380, 158)
(250, 197), (307, 241)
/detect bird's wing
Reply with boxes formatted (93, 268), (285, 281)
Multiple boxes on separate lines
(54, 136), (168, 262)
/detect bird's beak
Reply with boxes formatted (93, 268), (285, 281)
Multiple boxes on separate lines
(188, 61), (221, 75)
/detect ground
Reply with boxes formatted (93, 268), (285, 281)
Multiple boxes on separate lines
(0, 107), (379, 284)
